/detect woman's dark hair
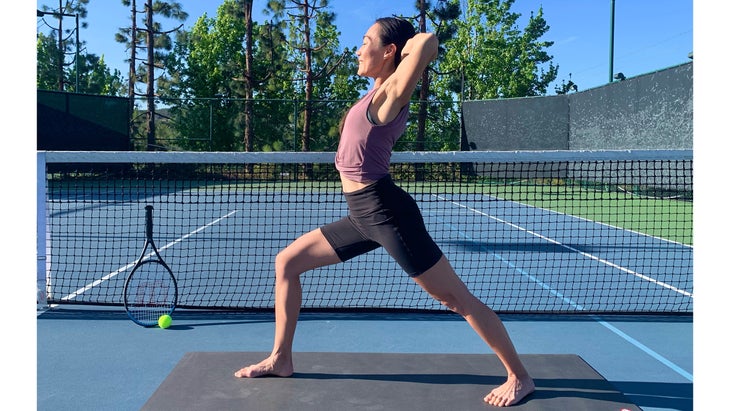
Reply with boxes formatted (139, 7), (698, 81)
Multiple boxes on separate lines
(375, 17), (416, 68)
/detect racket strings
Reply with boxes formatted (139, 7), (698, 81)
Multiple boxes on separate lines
(124, 260), (176, 325)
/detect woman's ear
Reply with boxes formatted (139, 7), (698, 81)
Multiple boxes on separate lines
(384, 43), (397, 60)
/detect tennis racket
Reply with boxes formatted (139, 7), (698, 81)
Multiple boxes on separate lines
(123, 205), (178, 327)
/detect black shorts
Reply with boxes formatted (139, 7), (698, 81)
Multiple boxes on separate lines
(320, 175), (443, 277)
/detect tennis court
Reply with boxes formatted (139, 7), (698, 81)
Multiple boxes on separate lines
(36, 149), (693, 410)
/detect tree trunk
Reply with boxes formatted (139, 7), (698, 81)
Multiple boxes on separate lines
(243, 0), (254, 152)
(145, 0), (156, 150)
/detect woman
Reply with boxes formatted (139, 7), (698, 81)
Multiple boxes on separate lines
(235, 17), (535, 407)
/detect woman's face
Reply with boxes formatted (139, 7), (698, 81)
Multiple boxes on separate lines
(356, 23), (392, 78)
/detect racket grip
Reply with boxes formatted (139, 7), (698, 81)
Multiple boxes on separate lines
(145, 205), (154, 239)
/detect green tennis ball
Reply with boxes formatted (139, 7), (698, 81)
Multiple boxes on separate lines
(158, 314), (172, 329)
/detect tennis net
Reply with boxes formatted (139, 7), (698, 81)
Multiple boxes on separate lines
(37, 150), (693, 314)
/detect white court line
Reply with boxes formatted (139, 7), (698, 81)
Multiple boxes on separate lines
(434, 194), (693, 298)
(593, 315), (693, 382)
(433, 195), (693, 382)
(435, 214), (694, 382)
(60, 210), (239, 302)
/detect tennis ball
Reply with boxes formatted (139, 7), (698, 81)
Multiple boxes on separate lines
(158, 314), (172, 329)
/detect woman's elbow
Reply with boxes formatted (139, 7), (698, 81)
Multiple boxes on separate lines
(422, 33), (439, 61)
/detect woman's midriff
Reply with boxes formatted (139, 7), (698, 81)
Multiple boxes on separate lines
(339, 174), (376, 193)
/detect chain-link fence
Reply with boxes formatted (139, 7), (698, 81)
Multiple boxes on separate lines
(130, 97), (463, 152)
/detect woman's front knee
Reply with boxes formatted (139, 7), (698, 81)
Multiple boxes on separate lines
(432, 293), (462, 314)
(275, 250), (298, 280)
(438, 292), (484, 317)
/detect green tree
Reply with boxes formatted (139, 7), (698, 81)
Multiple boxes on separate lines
(37, 33), (61, 91)
(554, 73), (578, 95)
(37, 0), (90, 91)
(160, 0), (293, 151)
(37, 2), (126, 96)
(117, 0), (188, 150)
(399, 0), (461, 152)
(435, 0), (557, 100)
(267, 0), (351, 152)
(69, 54), (127, 96)
(166, 10), (240, 151)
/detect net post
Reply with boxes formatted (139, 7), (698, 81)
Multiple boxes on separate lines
(37, 151), (48, 309)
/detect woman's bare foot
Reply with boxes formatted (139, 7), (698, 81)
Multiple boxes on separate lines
(483, 374), (535, 407)
(234, 353), (294, 378)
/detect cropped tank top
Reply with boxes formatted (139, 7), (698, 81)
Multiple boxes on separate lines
(335, 88), (410, 182)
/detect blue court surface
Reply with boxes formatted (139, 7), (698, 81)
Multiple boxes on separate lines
(37, 307), (692, 410)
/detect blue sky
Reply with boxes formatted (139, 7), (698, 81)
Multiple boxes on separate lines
(36, 0), (694, 94)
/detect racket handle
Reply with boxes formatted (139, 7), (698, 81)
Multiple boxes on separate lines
(145, 205), (154, 240)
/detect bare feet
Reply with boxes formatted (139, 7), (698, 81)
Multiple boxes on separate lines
(234, 353), (294, 378)
(484, 374), (535, 407)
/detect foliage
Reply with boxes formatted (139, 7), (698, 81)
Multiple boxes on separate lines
(266, 0), (362, 151)
(36, 0), (125, 93)
(115, 0), (188, 149)
(36, 33), (61, 91)
(36, 0), (561, 153)
(399, 0), (462, 151)
(435, 0), (557, 100)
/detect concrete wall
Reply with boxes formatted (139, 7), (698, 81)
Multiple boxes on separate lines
(462, 94), (569, 150)
(462, 62), (693, 150)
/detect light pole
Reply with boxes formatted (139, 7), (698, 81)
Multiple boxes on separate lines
(37, 9), (79, 91)
(609, 0), (616, 83)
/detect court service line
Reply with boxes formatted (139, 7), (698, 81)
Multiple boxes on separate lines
(433, 211), (694, 382)
(60, 210), (240, 302)
(434, 195), (693, 298)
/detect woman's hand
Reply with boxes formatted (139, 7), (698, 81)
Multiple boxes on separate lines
(401, 33), (438, 64)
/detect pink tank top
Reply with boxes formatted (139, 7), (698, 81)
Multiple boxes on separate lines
(335, 88), (410, 182)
